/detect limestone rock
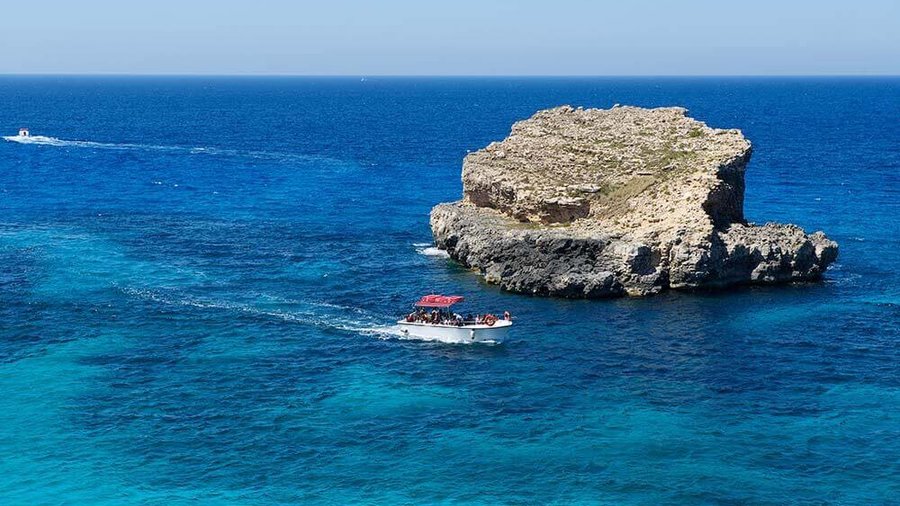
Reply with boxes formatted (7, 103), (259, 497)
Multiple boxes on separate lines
(431, 105), (838, 298)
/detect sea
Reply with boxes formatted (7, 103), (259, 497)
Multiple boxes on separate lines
(0, 77), (898, 505)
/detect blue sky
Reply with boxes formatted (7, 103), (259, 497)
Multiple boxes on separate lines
(2, 0), (898, 75)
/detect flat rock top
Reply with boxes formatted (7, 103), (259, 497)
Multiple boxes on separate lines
(462, 105), (752, 235)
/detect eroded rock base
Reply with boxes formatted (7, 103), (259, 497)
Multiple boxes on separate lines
(432, 203), (838, 298)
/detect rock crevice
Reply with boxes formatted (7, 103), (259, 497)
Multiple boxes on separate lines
(431, 105), (838, 297)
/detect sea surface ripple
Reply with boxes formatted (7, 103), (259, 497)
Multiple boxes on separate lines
(1, 77), (898, 505)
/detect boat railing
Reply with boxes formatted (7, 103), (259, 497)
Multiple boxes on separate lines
(401, 313), (511, 326)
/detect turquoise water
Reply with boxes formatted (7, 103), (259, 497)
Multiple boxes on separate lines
(1, 77), (898, 504)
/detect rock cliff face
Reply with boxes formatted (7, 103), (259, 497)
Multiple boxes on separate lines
(431, 106), (838, 297)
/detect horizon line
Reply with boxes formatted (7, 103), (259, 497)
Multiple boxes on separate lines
(1, 73), (899, 78)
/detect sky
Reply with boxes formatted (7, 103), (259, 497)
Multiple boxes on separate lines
(2, 0), (899, 75)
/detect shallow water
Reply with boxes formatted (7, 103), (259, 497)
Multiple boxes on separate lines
(1, 77), (898, 504)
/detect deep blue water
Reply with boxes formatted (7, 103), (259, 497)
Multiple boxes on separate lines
(1, 77), (898, 505)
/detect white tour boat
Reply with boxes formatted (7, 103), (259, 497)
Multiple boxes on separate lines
(398, 294), (512, 344)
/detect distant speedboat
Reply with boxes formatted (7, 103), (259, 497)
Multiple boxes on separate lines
(3, 127), (37, 143)
(398, 294), (512, 344)
(3, 128), (56, 145)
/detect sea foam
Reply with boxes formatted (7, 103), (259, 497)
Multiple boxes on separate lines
(117, 285), (396, 337)
(3, 134), (166, 151)
(3, 134), (340, 165)
(414, 243), (450, 258)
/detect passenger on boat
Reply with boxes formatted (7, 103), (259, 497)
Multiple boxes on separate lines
(405, 308), (473, 326)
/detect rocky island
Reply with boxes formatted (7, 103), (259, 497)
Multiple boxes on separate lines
(431, 106), (838, 297)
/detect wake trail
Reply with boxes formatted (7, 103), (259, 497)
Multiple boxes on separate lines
(4, 135), (183, 152)
(3, 135), (329, 164)
(117, 286), (406, 339)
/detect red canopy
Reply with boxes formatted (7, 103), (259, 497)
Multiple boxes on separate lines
(415, 294), (464, 308)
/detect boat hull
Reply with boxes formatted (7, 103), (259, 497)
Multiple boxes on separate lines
(397, 320), (511, 344)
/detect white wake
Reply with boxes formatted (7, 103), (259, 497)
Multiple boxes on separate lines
(3, 134), (332, 164)
(3, 134), (191, 152)
(116, 286), (407, 339)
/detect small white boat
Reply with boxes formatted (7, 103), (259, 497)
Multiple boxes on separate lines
(4, 128), (37, 142)
(398, 295), (512, 344)
(3, 128), (59, 146)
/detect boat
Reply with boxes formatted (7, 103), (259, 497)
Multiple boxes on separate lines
(397, 294), (512, 344)
(4, 128), (56, 145)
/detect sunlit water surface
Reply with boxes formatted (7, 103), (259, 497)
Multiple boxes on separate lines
(1, 77), (898, 504)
